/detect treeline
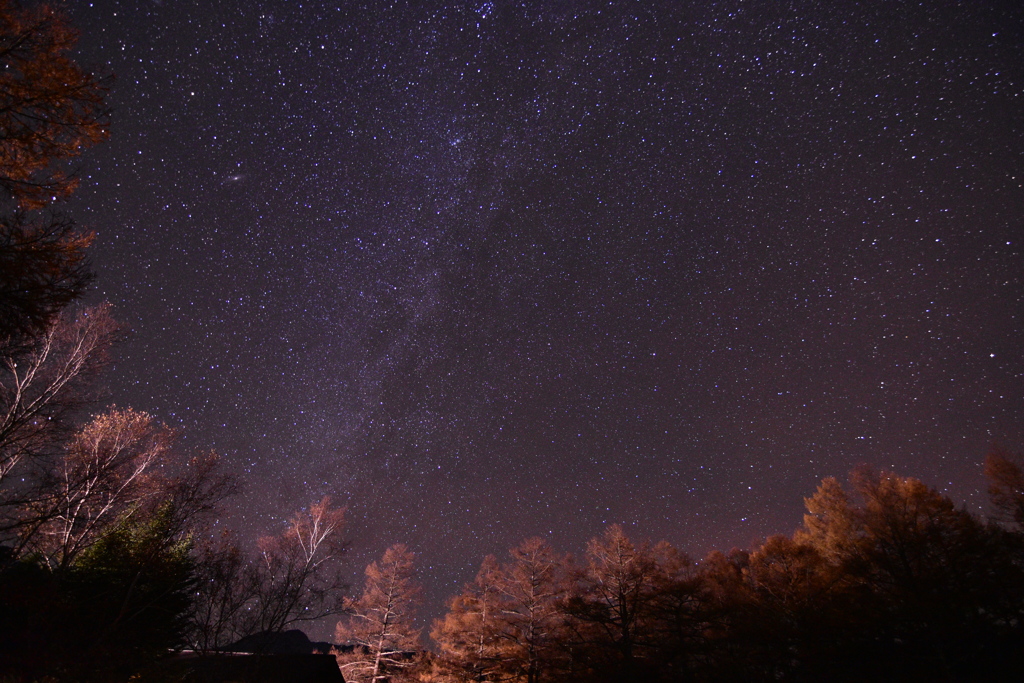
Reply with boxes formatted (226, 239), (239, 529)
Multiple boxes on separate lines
(419, 462), (1024, 682)
(332, 461), (1024, 683)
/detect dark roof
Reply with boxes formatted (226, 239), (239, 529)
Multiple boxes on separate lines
(225, 629), (334, 655)
(161, 653), (345, 683)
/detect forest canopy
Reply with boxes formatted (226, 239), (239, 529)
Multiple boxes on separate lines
(419, 462), (1024, 683)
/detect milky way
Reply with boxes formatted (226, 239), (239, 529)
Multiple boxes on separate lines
(65, 0), (1022, 633)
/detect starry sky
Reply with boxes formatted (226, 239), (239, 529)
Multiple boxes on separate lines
(65, 0), (1022, 631)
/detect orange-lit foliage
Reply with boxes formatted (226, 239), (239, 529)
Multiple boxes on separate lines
(433, 538), (570, 683)
(0, 0), (109, 342)
(430, 465), (1024, 682)
(336, 543), (422, 683)
(985, 446), (1024, 530)
(432, 554), (504, 682)
(0, 0), (108, 208)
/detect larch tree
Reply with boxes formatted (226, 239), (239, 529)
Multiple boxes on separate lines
(784, 467), (1024, 679)
(793, 476), (861, 564)
(433, 539), (570, 683)
(484, 537), (570, 683)
(0, 0), (109, 342)
(567, 526), (654, 660)
(984, 446), (1024, 531)
(0, 211), (94, 347)
(432, 554), (504, 682)
(561, 525), (674, 682)
(640, 541), (709, 679)
(0, 0), (108, 206)
(337, 543), (422, 683)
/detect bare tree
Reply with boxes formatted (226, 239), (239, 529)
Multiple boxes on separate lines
(151, 451), (238, 544)
(337, 543), (421, 683)
(186, 531), (254, 653)
(240, 496), (348, 636)
(0, 304), (117, 534)
(17, 407), (172, 568)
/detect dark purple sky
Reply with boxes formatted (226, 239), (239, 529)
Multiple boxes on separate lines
(65, 0), (1022, 633)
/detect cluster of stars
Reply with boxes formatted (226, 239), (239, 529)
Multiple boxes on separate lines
(64, 0), (1022, 632)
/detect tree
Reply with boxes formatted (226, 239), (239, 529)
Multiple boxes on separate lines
(793, 476), (860, 564)
(785, 467), (1024, 680)
(0, 211), (94, 346)
(641, 544), (710, 681)
(240, 496), (348, 636)
(152, 450), (238, 544)
(0, 0), (108, 208)
(0, 304), (118, 536)
(433, 538), (570, 683)
(185, 530), (253, 653)
(489, 538), (570, 683)
(0, 503), (196, 682)
(0, 0), (114, 530)
(736, 535), (868, 680)
(0, 0), (109, 343)
(18, 407), (173, 569)
(985, 446), (1024, 531)
(336, 543), (422, 683)
(561, 526), (684, 682)
(432, 554), (505, 682)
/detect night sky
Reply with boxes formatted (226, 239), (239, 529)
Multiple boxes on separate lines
(65, 0), (1022, 631)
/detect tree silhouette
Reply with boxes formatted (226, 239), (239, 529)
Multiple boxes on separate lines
(561, 526), (692, 683)
(243, 496), (348, 636)
(0, 0), (109, 342)
(0, 211), (94, 346)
